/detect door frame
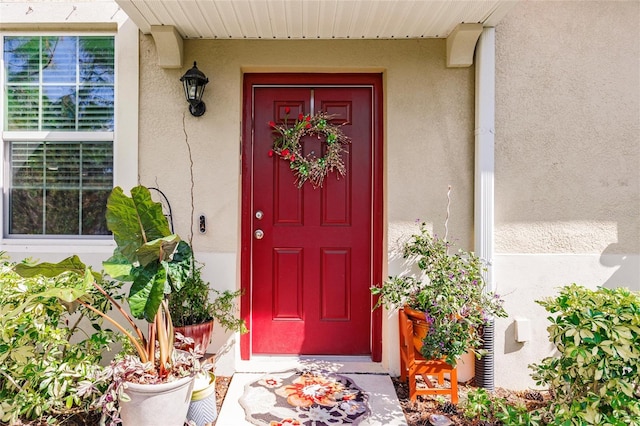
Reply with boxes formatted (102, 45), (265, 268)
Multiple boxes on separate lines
(240, 73), (384, 361)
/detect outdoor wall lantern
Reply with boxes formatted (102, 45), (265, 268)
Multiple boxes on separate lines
(180, 61), (209, 117)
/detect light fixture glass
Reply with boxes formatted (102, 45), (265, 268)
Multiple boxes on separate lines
(180, 61), (209, 117)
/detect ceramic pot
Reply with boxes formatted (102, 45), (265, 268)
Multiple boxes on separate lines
(403, 305), (429, 351)
(119, 374), (195, 426)
(174, 320), (215, 354)
(403, 306), (471, 381)
(186, 372), (218, 426)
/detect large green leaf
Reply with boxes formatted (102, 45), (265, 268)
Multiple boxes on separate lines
(14, 255), (87, 278)
(4, 265), (92, 320)
(102, 250), (133, 280)
(106, 186), (172, 264)
(130, 186), (172, 242)
(165, 241), (193, 293)
(136, 235), (180, 267)
(128, 263), (167, 321)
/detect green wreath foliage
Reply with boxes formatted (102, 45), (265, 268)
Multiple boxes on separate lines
(269, 111), (350, 188)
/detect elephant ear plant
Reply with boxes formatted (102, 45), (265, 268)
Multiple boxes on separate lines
(14, 186), (202, 423)
(101, 185), (194, 374)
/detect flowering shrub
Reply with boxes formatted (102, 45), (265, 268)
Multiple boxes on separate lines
(371, 222), (506, 366)
(530, 284), (640, 425)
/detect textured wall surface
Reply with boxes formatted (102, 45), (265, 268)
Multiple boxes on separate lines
(495, 1), (639, 255)
(138, 38), (477, 253)
(492, 0), (640, 388)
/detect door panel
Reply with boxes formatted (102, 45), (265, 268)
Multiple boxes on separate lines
(244, 80), (378, 356)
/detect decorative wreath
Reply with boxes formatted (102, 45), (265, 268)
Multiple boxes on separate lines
(268, 110), (350, 188)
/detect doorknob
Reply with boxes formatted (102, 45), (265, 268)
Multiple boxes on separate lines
(254, 229), (264, 240)
(255, 210), (264, 220)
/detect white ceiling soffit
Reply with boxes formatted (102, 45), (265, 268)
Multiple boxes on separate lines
(115, 0), (517, 40)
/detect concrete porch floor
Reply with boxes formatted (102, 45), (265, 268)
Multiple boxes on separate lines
(215, 357), (408, 426)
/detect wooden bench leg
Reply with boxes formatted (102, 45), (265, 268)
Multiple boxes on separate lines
(408, 367), (418, 402)
(450, 366), (458, 404)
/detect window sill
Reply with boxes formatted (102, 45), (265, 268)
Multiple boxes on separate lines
(0, 238), (116, 255)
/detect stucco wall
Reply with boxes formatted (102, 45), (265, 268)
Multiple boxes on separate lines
(137, 37), (478, 375)
(492, 1), (640, 388)
(137, 2), (639, 385)
(138, 38), (477, 253)
(495, 1), (639, 255)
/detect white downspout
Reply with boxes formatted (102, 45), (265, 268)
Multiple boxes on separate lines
(475, 27), (496, 294)
(474, 27), (496, 389)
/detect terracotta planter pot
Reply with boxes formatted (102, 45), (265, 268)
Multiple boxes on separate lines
(119, 375), (195, 426)
(403, 306), (429, 351)
(402, 306), (472, 379)
(174, 320), (215, 354)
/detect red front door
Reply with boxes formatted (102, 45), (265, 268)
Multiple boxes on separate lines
(241, 74), (383, 359)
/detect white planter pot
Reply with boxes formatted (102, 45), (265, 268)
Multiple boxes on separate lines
(119, 375), (195, 426)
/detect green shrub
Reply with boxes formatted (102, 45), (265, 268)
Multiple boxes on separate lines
(0, 256), (120, 424)
(530, 284), (640, 425)
(463, 388), (543, 425)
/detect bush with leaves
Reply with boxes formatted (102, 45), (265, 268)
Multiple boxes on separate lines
(371, 221), (507, 366)
(0, 256), (120, 424)
(463, 388), (544, 425)
(530, 284), (640, 425)
(168, 261), (247, 333)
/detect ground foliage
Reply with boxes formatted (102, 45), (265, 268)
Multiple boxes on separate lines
(4, 281), (637, 425)
(530, 285), (640, 425)
(392, 377), (551, 426)
(0, 259), (120, 424)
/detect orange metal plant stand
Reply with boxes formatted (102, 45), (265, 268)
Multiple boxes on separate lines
(398, 308), (459, 403)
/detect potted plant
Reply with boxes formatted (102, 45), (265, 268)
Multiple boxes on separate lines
(14, 185), (206, 426)
(169, 262), (247, 354)
(371, 221), (507, 367)
(168, 261), (246, 426)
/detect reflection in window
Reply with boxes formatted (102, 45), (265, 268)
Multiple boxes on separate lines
(9, 142), (113, 235)
(4, 36), (114, 131)
(3, 35), (115, 237)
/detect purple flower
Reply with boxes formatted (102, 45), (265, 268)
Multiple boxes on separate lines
(424, 313), (435, 325)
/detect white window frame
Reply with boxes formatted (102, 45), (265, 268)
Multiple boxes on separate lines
(0, 19), (138, 254)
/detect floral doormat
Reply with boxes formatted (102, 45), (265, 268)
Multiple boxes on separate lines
(239, 369), (371, 426)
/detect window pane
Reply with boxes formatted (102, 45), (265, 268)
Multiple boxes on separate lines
(4, 36), (40, 83)
(80, 37), (114, 84)
(42, 36), (77, 83)
(79, 86), (114, 130)
(82, 142), (113, 186)
(45, 143), (80, 188)
(10, 189), (43, 234)
(11, 142), (44, 186)
(82, 190), (110, 235)
(6, 86), (40, 130)
(45, 189), (79, 234)
(42, 86), (77, 130)
(8, 141), (113, 236)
